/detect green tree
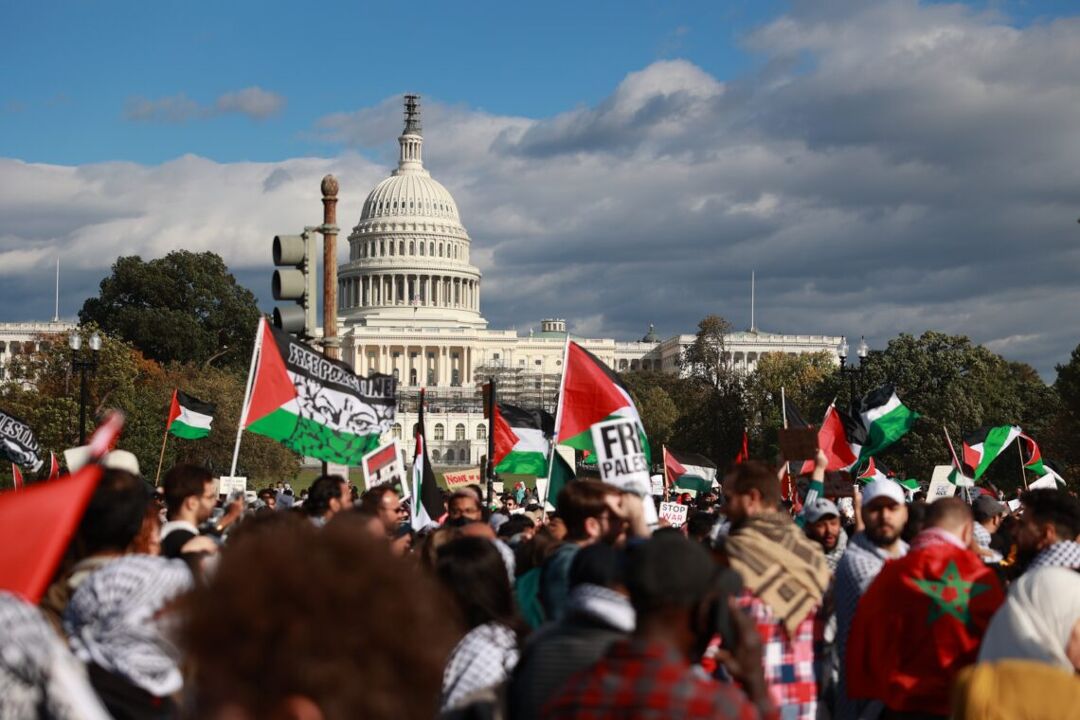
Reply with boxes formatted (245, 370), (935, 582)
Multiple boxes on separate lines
(744, 351), (839, 458)
(620, 371), (680, 459)
(79, 251), (261, 370)
(855, 331), (1060, 489)
(0, 327), (299, 486)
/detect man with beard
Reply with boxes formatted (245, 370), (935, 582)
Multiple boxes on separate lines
(720, 460), (831, 719)
(1015, 488), (1080, 572)
(834, 479), (909, 720)
(804, 498), (847, 572)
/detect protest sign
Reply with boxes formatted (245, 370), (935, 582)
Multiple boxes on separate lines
(927, 465), (958, 503)
(444, 467), (481, 490)
(362, 440), (409, 498)
(649, 474), (665, 496)
(590, 418), (650, 493)
(824, 470), (855, 498)
(778, 427), (818, 462)
(0, 407), (43, 471)
(217, 476), (247, 498)
(659, 501), (688, 527)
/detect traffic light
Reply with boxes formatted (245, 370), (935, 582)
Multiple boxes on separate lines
(272, 230), (317, 338)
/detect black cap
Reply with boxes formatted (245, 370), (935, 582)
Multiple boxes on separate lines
(626, 533), (717, 613)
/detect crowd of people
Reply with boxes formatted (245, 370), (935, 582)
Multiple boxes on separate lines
(3, 448), (1080, 720)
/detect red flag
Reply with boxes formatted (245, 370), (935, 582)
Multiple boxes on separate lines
(847, 533), (1004, 715)
(47, 452), (60, 481)
(11, 464), (23, 491)
(734, 430), (749, 465)
(0, 411), (124, 602)
(799, 405), (859, 474)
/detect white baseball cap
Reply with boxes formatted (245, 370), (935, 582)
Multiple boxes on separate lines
(862, 479), (906, 507)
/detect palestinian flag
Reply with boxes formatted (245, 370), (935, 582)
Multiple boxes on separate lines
(857, 456), (887, 483)
(1019, 432), (1045, 475)
(411, 389), (444, 527)
(803, 404), (864, 474)
(491, 403), (552, 477)
(166, 389), (215, 440)
(556, 342), (649, 460)
(783, 400), (810, 430)
(546, 449), (576, 510)
(962, 426), (1021, 480)
(243, 318), (397, 465)
(856, 384), (918, 460)
(663, 448), (717, 494)
(847, 536), (1004, 715)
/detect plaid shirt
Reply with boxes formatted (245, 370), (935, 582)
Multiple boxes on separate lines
(735, 591), (819, 720)
(542, 638), (769, 720)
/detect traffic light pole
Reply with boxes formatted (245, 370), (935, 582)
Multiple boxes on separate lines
(319, 175), (340, 361)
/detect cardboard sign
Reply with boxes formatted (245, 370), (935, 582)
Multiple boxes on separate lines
(659, 501), (688, 528)
(590, 418), (650, 493)
(823, 470), (855, 498)
(778, 428), (818, 461)
(217, 476), (247, 498)
(927, 466), (957, 503)
(362, 440), (408, 498)
(444, 467), (482, 490)
(649, 474), (665, 496)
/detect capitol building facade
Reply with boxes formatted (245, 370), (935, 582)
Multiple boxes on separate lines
(334, 97), (842, 467)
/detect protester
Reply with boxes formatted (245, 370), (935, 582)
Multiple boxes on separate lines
(509, 543), (634, 720)
(952, 659), (1080, 720)
(359, 485), (407, 537)
(539, 481), (626, 621)
(686, 511), (716, 545)
(179, 512), (454, 720)
(447, 490), (484, 524)
(304, 474), (350, 526)
(833, 478), (909, 720)
(803, 497), (847, 572)
(435, 536), (522, 713)
(1014, 488), (1080, 571)
(0, 591), (112, 720)
(846, 498), (1004, 718)
(160, 464), (230, 559)
(978, 565), (1080, 670)
(41, 468), (152, 634)
(64, 554), (194, 719)
(720, 459), (829, 719)
(542, 533), (775, 720)
(256, 487), (277, 511)
(972, 494), (1007, 564)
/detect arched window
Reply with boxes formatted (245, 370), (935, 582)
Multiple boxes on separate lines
(410, 241), (415, 255)
(434, 423), (445, 440)
(429, 242), (434, 255)
(399, 240), (405, 255)
(389, 241), (395, 256)
(476, 424), (486, 440)
(419, 242), (425, 256)
(439, 243), (443, 256)
(445, 449), (455, 464)
(391, 423), (402, 439)
(455, 423), (466, 441)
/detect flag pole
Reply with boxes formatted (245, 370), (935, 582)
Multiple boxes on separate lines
(229, 319), (264, 477)
(154, 425), (170, 487)
(1016, 435), (1029, 491)
(486, 377), (496, 506)
(540, 334), (572, 516)
(662, 444), (670, 502)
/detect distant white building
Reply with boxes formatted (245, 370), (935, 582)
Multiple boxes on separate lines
(335, 97), (843, 466)
(0, 321), (75, 383)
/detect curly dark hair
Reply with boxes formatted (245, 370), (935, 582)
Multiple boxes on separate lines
(179, 510), (457, 720)
(1021, 488), (1080, 540)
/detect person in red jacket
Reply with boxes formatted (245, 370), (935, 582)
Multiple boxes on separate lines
(846, 497), (1004, 718)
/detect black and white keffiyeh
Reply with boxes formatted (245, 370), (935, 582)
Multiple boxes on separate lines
(565, 583), (635, 633)
(1028, 540), (1080, 572)
(440, 622), (519, 711)
(64, 554), (193, 697)
(0, 592), (110, 720)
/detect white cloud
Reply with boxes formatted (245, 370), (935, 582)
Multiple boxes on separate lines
(124, 86), (285, 123)
(5, 1), (1080, 377)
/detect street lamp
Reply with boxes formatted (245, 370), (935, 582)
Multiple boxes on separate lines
(69, 330), (101, 445)
(838, 335), (870, 411)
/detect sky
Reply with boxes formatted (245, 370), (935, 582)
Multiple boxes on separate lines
(2, 0), (1079, 377)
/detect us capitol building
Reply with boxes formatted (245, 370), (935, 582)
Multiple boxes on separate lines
(333, 96), (841, 467)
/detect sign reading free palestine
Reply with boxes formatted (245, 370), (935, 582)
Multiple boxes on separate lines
(591, 418), (650, 493)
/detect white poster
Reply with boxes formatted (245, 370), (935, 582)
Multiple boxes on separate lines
(927, 465), (957, 503)
(649, 474), (665, 496)
(590, 418), (650, 493)
(659, 501), (689, 527)
(361, 440), (408, 498)
(217, 476), (248, 498)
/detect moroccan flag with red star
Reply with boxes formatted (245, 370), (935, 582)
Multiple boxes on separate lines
(846, 533), (1004, 715)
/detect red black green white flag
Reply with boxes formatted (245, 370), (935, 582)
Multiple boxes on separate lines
(1019, 432), (1045, 475)
(243, 318), (397, 465)
(962, 425), (1021, 480)
(555, 341), (649, 460)
(663, 448), (717, 494)
(491, 403), (552, 477)
(411, 389), (444, 527)
(855, 384), (918, 461)
(166, 389), (215, 440)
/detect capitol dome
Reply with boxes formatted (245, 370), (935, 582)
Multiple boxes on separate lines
(339, 95), (486, 331)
